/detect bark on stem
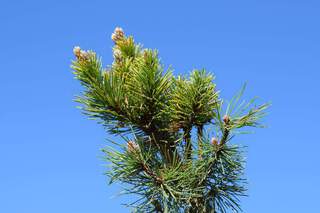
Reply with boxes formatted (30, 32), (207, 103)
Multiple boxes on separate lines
(197, 125), (204, 159)
(184, 127), (192, 159)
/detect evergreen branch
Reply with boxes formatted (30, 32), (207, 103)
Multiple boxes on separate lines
(141, 161), (163, 185)
(71, 27), (269, 213)
(220, 128), (230, 146)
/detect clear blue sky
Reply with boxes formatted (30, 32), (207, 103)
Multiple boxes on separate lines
(1, 0), (319, 212)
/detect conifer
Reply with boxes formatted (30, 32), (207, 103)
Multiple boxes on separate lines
(71, 27), (269, 212)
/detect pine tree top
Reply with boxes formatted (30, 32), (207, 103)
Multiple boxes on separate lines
(71, 27), (269, 213)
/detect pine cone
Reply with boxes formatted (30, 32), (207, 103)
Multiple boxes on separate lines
(73, 46), (81, 57)
(127, 140), (140, 153)
(113, 49), (122, 59)
(111, 27), (125, 43)
(211, 137), (219, 146)
(223, 115), (230, 124)
(73, 46), (90, 61)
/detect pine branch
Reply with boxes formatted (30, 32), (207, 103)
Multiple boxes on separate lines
(141, 159), (163, 185)
(71, 27), (269, 213)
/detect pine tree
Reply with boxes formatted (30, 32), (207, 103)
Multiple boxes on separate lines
(71, 27), (269, 213)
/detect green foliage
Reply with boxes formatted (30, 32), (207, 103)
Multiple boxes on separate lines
(168, 69), (218, 130)
(71, 28), (269, 212)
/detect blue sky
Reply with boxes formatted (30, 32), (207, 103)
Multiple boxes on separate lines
(1, 0), (320, 212)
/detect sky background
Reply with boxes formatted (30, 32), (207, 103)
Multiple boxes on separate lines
(1, 0), (320, 212)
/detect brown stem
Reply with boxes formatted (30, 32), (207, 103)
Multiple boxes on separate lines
(152, 200), (163, 213)
(220, 126), (230, 146)
(144, 127), (178, 166)
(197, 125), (203, 159)
(183, 127), (192, 160)
(141, 162), (163, 184)
(141, 163), (164, 212)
